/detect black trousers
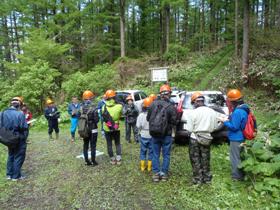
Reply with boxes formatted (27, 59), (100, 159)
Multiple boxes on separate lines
(105, 130), (121, 158)
(48, 119), (59, 135)
(83, 133), (98, 163)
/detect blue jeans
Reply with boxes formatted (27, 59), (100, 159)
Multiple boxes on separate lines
(140, 137), (153, 161)
(70, 117), (79, 137)
(152, 136), (172, 175)
(7, 139), (27, 179)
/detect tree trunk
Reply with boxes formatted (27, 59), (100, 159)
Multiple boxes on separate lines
(2, 16), (11, 62)
(210, 0), (215, 43)
(183, 0), (189, 44)
(159, 9), (164, 55)
(235, 0), (238, 57)
(264, 0), (269, 30)
(278, 0), (280, 28)
(201, 0), (205, 49)
(242, 0), (250, 79)
(13, 12), (21, 55)
(165, 3), (170, 53)
(120, 0), (126, 57)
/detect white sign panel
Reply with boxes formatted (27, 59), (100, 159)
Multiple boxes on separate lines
(150, 67), (168, 82)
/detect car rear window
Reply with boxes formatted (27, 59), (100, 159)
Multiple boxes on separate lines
(182, 93), (226, 109)
(139, 92), (147, 99)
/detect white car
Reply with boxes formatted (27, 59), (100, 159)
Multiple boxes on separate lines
(175, 91), (229, 143)
(170, 89), (186, 105)
(115, 90), (147, 112)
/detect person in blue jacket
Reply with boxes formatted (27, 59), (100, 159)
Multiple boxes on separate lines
(68, 96), (81, 142)
(219, 89), (250, 181)
(97, 94), (106, 137)
(0, 97), (29, 181)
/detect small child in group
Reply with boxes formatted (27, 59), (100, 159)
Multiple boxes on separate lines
(136, 97), (154, 172)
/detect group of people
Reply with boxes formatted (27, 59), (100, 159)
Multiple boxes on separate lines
(1, 84), (252, 184)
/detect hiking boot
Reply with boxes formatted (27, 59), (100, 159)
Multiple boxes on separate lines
(85, 161), (92, 166)
(49, 134), (53, 140)
(161, 174), (168, 182)
(71, 137), (75, 142)
(6, 176), (11, 180)
(12, 176), (26, 181)
(110, 158), (116, 165)
(116, 155), (122, 165)
(116, 160), (122, 165)
(152, 173), (160, 182)
(92, 161), (98, 167)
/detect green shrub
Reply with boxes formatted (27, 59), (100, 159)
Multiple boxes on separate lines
(163, 44), (189, 63)
(62, 64), (116, 100)
(0, 60), (61, 113)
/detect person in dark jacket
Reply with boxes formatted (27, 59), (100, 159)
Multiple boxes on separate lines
(1, 97), (29, 181)
(97, 94), (107, 137)
(219, 89), (250, 181)
(147, 84), (177, 182)
(123, 95), (139, 143)
(68, 96), (81, 142)
(44, 99), (60, 140)
(80, 90), (99, 166)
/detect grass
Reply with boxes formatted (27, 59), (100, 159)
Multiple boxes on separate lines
(0, 120), (278, 209)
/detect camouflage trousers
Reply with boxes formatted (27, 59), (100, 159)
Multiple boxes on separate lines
(189, 138), (212, 184)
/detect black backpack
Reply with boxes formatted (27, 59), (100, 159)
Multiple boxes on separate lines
(149, 102), (170, 137)
(0, 111), (20, 148)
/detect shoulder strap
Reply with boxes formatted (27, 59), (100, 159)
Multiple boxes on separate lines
(0, 111), (4, 127)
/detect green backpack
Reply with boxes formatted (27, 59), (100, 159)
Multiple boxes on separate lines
(78, 106), (93, 138)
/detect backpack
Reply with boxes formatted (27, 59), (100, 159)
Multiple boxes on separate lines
(243, 111), (257, 140)
(78, 106), (93, 138)
(149, 102), (170, 137)
(0, 111), (20, 148)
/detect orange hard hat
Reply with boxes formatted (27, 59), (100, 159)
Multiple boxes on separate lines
(160, 84), (171, 94)
(191, 92), (204, 103)
(105, 89), (116, 99)
(227, 89), (243, 101)
(82, 90), (94, 100)
(126, 95), (133, 102)
(143, 97), (153, 108)
(149, 94), (157, 101)
(46, 99), (54, 105)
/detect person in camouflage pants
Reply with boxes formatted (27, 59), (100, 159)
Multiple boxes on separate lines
(186, 92), (223, 185)
(189, 138), (212, 184)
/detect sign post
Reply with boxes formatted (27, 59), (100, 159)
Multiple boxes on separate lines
(149, 67), (169, 86)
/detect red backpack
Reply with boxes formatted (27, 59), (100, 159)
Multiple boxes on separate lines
(243, 112), (257, 140)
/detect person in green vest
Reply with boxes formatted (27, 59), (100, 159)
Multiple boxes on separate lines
(102, 89), (123, 165)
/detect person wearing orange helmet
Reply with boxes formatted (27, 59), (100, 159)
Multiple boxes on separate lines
(147, 84), (177, 182)
(123, 95), (139, 143)
(78, 90), (99, 166)
(186, 92), (225, 185)
(44, 98), (60, 140)
(136, 97), (154, 172)
(68, 96), (81, 142)
(102, 89), (123, 165)
(219, 89), (253, 181)
(1, 97), (28, 181)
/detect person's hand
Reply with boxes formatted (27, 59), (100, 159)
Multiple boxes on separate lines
(217, 116), (229, 122)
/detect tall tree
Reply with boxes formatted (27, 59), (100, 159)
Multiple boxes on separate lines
(120, 0), (125, 57)
(235, 0), (238, 57)
(242, 0), (250, 79)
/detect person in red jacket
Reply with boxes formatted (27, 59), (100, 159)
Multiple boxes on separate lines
(21, 103), (33, 144)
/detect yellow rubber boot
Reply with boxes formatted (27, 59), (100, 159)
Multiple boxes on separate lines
(147, 160), (152, 172)
(140, 160), (146, 172)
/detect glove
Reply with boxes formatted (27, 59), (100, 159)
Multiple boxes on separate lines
(113, 124), (119, 130)
(106, 122), (112, 127)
